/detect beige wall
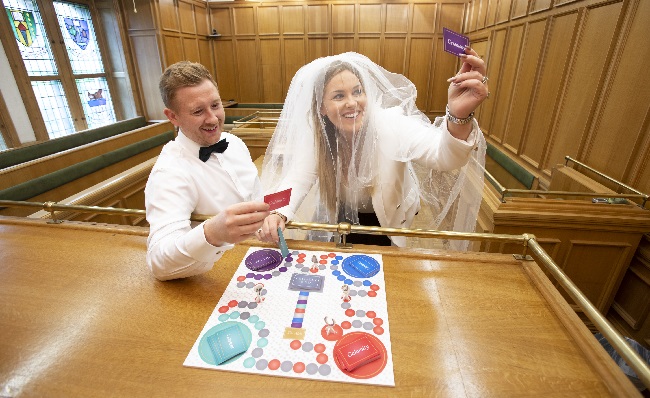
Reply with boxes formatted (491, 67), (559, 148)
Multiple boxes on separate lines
(467, 0), (650, 194)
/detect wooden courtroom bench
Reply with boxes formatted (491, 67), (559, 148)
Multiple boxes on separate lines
(0, 121), (174, 217)
(478, 158), (650, 320)
(0, 117), (147, 169)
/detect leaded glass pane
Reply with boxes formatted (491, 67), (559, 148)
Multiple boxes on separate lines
(0, 131), (7, 151)
(3, 0), (57, 76)
(54, 1), (104, 75)
(31, 80), (74, 138)
(76, 77), (116, 129)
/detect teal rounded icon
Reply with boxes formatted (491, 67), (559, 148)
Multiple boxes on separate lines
(198, 321), (252, 366)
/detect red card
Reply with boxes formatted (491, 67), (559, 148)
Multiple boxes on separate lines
(264, 188), (292, 211)
(333, 335), (381, 371)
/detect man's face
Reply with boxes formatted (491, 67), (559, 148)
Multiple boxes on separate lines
(320, 69), (367, 139)
(164, 79), (225, 147)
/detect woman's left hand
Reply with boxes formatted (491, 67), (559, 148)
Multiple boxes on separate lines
(446, 47), (489, 119)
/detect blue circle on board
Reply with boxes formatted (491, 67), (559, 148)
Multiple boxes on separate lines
(197, 321), (252, 366)
(341, 255), (380, 278)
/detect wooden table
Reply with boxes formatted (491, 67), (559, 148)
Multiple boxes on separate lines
(0, 217), (638, 397)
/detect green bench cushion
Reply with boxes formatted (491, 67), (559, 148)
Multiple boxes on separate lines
(0, 117), (147, 169)
(486, 143), (535, 190)
(0, 130), (173, 202)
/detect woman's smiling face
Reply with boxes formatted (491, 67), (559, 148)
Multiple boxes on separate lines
(320, 69), (367, 139)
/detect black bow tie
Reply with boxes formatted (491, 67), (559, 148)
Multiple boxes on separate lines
(198, 139), (229, 162)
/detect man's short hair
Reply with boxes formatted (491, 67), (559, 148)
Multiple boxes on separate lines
(159, 61), (218, 109)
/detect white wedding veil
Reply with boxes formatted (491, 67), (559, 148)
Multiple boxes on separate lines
(261, 52), (486, 250)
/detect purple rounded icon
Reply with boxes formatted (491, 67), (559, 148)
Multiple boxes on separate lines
(245, 249), (282, 272)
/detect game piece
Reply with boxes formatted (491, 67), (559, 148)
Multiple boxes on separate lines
(253, 283), (265, 303)
(324, 316), (337, 336)
(277, 227), (290, 258)
(443, 27), (469, 57)
(341, 284), (351, 302)
(264, 188), (292, 211)
(245, 249), (282, 271)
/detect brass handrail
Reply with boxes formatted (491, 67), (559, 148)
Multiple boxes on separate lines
(1, 198), (649, 388)
(566, 155), (648, 198)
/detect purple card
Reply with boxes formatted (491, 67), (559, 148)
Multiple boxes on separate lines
(443, 27), (469, 57)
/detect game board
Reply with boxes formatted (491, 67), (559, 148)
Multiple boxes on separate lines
(184, 246), (395, 387)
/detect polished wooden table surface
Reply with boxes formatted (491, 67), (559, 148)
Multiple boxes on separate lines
(0, 218), (638, 397)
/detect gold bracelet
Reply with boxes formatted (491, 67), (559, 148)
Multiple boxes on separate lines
(270, 211), (287, 222)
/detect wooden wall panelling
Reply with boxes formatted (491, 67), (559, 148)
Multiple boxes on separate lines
(412, 3), (436, 34)
(466, 1), (478, 32)
(195, 3), (209, 36)
(307, 4), (328, 34)
(467, 1), (476, 32)
(628, 119), (650, 195)
(214, 40), (237, 101)
(487, 26), (521, 142)
(233, 7), (255, 36)
(283, 38), (306, 101)
(359, 4), (382, 33)
(198, 39), (213, 75)
(130, 33), (164, 119)
(485, 0), (498, 27)
(382, 38), (407, 75)
(582, 0), (650, 184)
(555, 0), (582, 6)
(386, 3), (409, 34)
(612, 256), (650, 331)
(358, 38), (380, 64)
(520, 11), (579, 169)
(502, 19), (546, 154)
(258, 6), (280, 35)
(182, 37), (199, 63)
(260, 39), (283, 102)
(496, 0), (513, 25)
(475, 29), (503, 136)
(178, 0), (196, 34)
(332, 4), (355, 34)
(163, 35), (184, 65)
(235, 39), (261, 103)
(542, 2), (624, 177)
(561, 240), (632, 313)
(439, 3), (464, 33)
(282, 5), (305, 35)
(408, 38), (434, 111)
(333, 37), (355, 56)
(475, 0), (486, 31)
(308, 38), (329, 63)
(211, 8), (231, 36)
(125, 0), (155, 30)
(159, 0), (179, 32)
(510, 0), (529, 20)
(530, 0), (553, 14)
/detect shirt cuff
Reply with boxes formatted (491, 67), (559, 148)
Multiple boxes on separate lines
(442, 118), (479, 148)
(181, 221), (234, 263)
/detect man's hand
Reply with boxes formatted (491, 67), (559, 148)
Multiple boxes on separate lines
(204, 201), (270, 246)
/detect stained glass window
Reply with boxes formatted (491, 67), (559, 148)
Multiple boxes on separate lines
(76, 77), (116, 129)
(3, 0), (57, 76)
(31, 80), (75, 139)
(53, 1), (104, 75)
(0, 131), (7, 151)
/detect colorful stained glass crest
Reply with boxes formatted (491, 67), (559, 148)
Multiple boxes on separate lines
(7, 8), (36, 47)
(63, 17), (89, 50)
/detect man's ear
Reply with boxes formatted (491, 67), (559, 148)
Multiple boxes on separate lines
(163, 108), (178, 126)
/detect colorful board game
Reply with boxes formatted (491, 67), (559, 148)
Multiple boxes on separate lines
(184, 246), (395, 387)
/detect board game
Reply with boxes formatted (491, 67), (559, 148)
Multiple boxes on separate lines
(184, 246), (395, 387)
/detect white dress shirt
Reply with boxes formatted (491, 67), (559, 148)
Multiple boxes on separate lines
(145, 130), (262, 280)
